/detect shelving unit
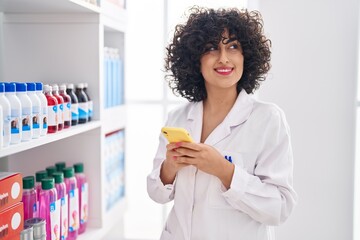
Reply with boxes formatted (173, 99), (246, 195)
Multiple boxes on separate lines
(0, 1), (127, 239)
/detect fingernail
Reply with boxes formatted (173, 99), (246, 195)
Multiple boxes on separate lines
(175, 142), (182, 147)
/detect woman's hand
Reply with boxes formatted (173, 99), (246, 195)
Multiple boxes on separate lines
(172, 142), (235, 189)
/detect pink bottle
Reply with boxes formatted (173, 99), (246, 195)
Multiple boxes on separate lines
(53, 172), (68, 240)
(74, 163), (88, 234)
(35, 170), (48, 203)
(63, 167), (79, 240)
(43, 85), (58, 134)
(52, 84), (64, 131)
(39, 177), (60, 240)
(22, 176), (38, 221)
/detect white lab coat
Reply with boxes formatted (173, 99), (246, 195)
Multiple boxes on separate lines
(147, 90), (297, 240)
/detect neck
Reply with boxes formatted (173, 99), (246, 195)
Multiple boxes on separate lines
(203, 88), (238, 113)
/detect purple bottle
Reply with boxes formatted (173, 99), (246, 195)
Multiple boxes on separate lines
(22, 176), (38, 221)
(74, 163), (88, 234)
(63, 167), (79, 240)
(53, 172), (68, 240)
(39, 177), (60, 240)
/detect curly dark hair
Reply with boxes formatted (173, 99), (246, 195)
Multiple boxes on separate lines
(165, 6), (272, 102)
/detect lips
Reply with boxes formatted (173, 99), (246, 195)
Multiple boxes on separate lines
(215, 67), (233, 75)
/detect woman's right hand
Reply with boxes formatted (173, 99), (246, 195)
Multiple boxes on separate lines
(160, 143), (190, 185)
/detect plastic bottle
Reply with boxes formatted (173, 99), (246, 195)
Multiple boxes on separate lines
(59, 84), (71, 129)
(63, 167), (79, 240)
(66, 84), (79, 126)
(26, 82), (41, 139)
(73, 163), (88, 234)
(16, 82), (33, 141)
(35, 82), (48, 136)
(75, 84), (88, 124)
(4, 82), (22, 144)
(43, 85), (58, 134)
(53, 172), (68, 240)
(22, 176), (38, 221)
(52, 84), (64, 131)
(55, 162), (66, 172)
(82, 83), (92, 122)
(0, 83), (10, 147)
(35, 170), (48, 203)
(39, 177), (60, 240)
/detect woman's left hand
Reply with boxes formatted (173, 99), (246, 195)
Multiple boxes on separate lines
(174, 142), (235, 189)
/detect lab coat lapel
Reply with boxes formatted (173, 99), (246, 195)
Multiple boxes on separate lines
(205, 90), (254, 146)
(187, 101), (203, 143)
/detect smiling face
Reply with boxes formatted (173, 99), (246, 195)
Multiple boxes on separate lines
(200, 29), (244, 94)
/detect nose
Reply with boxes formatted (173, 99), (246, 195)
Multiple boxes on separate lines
(218, 48), (229, 64)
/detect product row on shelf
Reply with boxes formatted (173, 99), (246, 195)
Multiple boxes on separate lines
(104, 47), (125, 109)
(0, 82), (93, 149)
(1, 162), (88, 240)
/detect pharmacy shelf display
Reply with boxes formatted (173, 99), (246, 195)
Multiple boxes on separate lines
(0, 1), (127, 239)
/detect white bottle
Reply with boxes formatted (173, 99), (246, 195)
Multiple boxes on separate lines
(27, 82), (41, 139)
(15, 82), (33, 141)
(0, 83), (11, 147)
(5, 82), (22, 144)
(36, 82), (48, 136)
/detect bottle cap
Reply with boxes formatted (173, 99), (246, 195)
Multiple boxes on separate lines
(35, 170), (48, 183)
(52, 84), (58, 91)
(24, 217), (46, 238)
(41, 177), (54, 190)
(55, 162), (66, 172)
(26, 82), (36, 92)
(59, 84), (67, 91)
(73, 163), (84, 173)
(52, 172), (64, 184)
(4, 82), (16, 92)
(43, 85), (52, 92)
(15, 82), (27, 92)
(22, 176), (35, 189)
(63, 167), (75, 178)
(67, 83), (74, 89)
(20, 224), (33, 240)
(35, 82), (43, 91)
(46, 166), (57, 177)
(76, 83), (84, 89)
(83, 83), (88, 88)
(0, 83), (4, 93)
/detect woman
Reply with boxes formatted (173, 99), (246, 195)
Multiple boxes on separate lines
(147, 6), (297, 240)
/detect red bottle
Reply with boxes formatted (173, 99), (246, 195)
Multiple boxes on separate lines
(52, 84), (64, 131)
(43, 85), (58, 133)
(59, 84), (71, 129)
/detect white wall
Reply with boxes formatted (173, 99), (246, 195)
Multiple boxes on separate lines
(252, 1), (359, 239)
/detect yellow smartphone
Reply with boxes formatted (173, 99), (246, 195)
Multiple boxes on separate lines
(161, 127), (194, 143)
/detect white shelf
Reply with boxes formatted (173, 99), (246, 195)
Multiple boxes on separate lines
(78, 198), (126, 240)
(0, 121), (101, 158)
(0, 0), (100, 13)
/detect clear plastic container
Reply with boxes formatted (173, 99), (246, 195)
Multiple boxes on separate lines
(35, 82), (48, 136)
(22, 176), (38, 221)
(15, 82), (33, 141)
(53, 172), (68, 240)
(74, 163), (88, 234)
(26, 82), (41, 139)
(63, 167), (79, 240)
(39, 177), (60, 240)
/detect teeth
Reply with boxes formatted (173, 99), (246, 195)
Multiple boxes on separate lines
(217, 69), (231, 72)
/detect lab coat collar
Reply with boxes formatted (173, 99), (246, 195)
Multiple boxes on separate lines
(187, 90), (254, 145)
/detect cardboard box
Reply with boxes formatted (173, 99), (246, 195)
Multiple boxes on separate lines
(0, 173), (22, 212)
(0, 202), (24, 240)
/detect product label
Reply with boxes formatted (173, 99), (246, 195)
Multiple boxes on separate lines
(50, 199), (61, 240)
(47, 105), (58, 126)
(80, 183), (88, 224)
(64, 102), (71, 122)
(3, 114), (10, 138)
(61, 195), (68, 239)
(78, 102), (88, 120)
(32, 105), (40, 129)
(88, 101), (93, 118)
(71, 103), (79, 121)
(21, 107), (32, 132)
(10, 109), (20, 134)
(68, 189), (79, 232)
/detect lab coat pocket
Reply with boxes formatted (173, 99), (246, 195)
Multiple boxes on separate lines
(207, 151), (246, 209)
